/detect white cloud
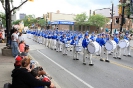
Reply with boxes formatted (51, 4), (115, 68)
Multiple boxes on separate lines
(0, 0), (118, 17)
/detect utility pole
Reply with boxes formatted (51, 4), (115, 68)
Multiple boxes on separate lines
(110, 3), (114, 34)
(120, 0), (126, 32)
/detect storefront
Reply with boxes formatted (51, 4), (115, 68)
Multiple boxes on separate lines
(50, 21), (74, 30)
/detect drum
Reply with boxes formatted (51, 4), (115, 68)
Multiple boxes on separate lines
(87, 41), (100, 54)
(130, 40), (133, 48)
(105, 40), (117, 51)
(118, 39), (129, 48)
(75, 45), (82, 52)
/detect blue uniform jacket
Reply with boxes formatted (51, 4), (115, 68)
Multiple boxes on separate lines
(82, 38), (89, 48)
(70, 39), (78, 45)
(114, 37), (119, 44)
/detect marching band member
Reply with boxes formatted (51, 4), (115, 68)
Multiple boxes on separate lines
(45, 33), (48, 47)
(82, 34), (93, 66)
(51, 32), (57, 50)
(48, 33), (52, 48)
(113, 33), (121, 59)
(70, 35), (79, 60)
(42, 32), (46, 45)
(61, 34), (68, 55)
(125, 34), (132, 57)
(99, 34), (110, 62)
(56, 33), (62, 52)
(123, 33), (130, 56)
(96, 34), (101, 56)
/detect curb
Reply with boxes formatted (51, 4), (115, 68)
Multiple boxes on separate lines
(28, 53), (61, 88)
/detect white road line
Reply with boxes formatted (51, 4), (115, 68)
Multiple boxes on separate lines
(37, 50), (94, 88)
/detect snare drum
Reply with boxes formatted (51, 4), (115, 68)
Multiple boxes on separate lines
(87, 41), (100, 54)
(65, 43), (70, 48)
(130, 40), (133, 48)
(75, 45), (82, 52)
(118, 39), (129, 48)
(105, 40), (117, 51)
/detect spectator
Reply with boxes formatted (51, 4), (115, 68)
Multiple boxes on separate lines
(21, 46), (29, 58)
(19, 41), (25, 53)
(0, 29), (4, 43)
(11, 29), (19, 57)
(31, 68), (51, 88)
(11, 57), (55, 88)
(14, 54), (23, 69)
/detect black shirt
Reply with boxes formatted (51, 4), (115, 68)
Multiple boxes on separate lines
(11, 68), (50, 88)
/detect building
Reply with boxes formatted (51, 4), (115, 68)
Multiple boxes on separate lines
(95, 3), (132, 33)
(19, 13), (26, 20)
(43, 10), (75, 30)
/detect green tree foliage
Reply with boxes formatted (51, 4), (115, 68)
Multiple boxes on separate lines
(38, 19), (46, 27)
(74, 12), (88, 25)
(88, 14), (109, 27)
(0, 12), (6, 27)
(12, 20), (21, 25)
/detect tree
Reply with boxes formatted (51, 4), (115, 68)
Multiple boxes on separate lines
(0, 12), (6, 27)
(38, 19), (46, 27)
(0, 0), (31, 45)
(12, 20), (21, 25)
(74, 12), (88, 31)
(23, 15), (37, 27)
(74, 12), (88, 25)
(88, 14), (109, 28)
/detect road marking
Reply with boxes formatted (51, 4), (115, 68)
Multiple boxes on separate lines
(37, 50), (94, 88)
(93, 56), (133, 71)
(110, 61), (133, 71)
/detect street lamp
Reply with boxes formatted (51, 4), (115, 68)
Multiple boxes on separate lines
(110, 0), (115, 34)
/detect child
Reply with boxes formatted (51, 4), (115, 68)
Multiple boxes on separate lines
(19, 41), (25, 53)
(14, 54), (23, 69)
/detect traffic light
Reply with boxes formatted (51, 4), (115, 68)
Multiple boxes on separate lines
(116, 18), (119, 24)
(118, 6), (122, 15)
(29, 0), (34, 1)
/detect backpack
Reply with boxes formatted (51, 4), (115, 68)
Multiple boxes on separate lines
(3, 83), (12, 88)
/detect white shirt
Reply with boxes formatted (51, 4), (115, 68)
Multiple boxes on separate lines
(12, 33), (18, 41)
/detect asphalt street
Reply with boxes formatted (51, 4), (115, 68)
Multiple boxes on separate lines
(24, 34), (133, 88)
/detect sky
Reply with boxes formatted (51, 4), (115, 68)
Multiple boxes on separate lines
(0, 0), (119, 17)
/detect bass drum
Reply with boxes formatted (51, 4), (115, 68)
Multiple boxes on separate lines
(87, 41), (100, 54)
(118, 39), (129, 48)
(105, 40), (117, 51)
(130, 40), (133, 48)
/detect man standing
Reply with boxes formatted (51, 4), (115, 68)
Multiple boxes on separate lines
(11, 29), (19, 57)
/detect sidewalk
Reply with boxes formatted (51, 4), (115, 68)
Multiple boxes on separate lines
(0, 43), (14, 88)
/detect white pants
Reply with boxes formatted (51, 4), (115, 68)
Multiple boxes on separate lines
(42, 37), (45, 45)
(73, 46), (79, 59)
(56, 41), (62, 51)
(83, 48), (93, 64)
(123, 46), (131, 55)
(51, 39), (56, 49)
(62, 44), (67, 54)
(48, 39), (51, 48)
(113, 45), (121, 58)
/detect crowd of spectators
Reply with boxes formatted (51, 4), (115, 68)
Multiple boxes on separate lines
(7, 27), (56, 88)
